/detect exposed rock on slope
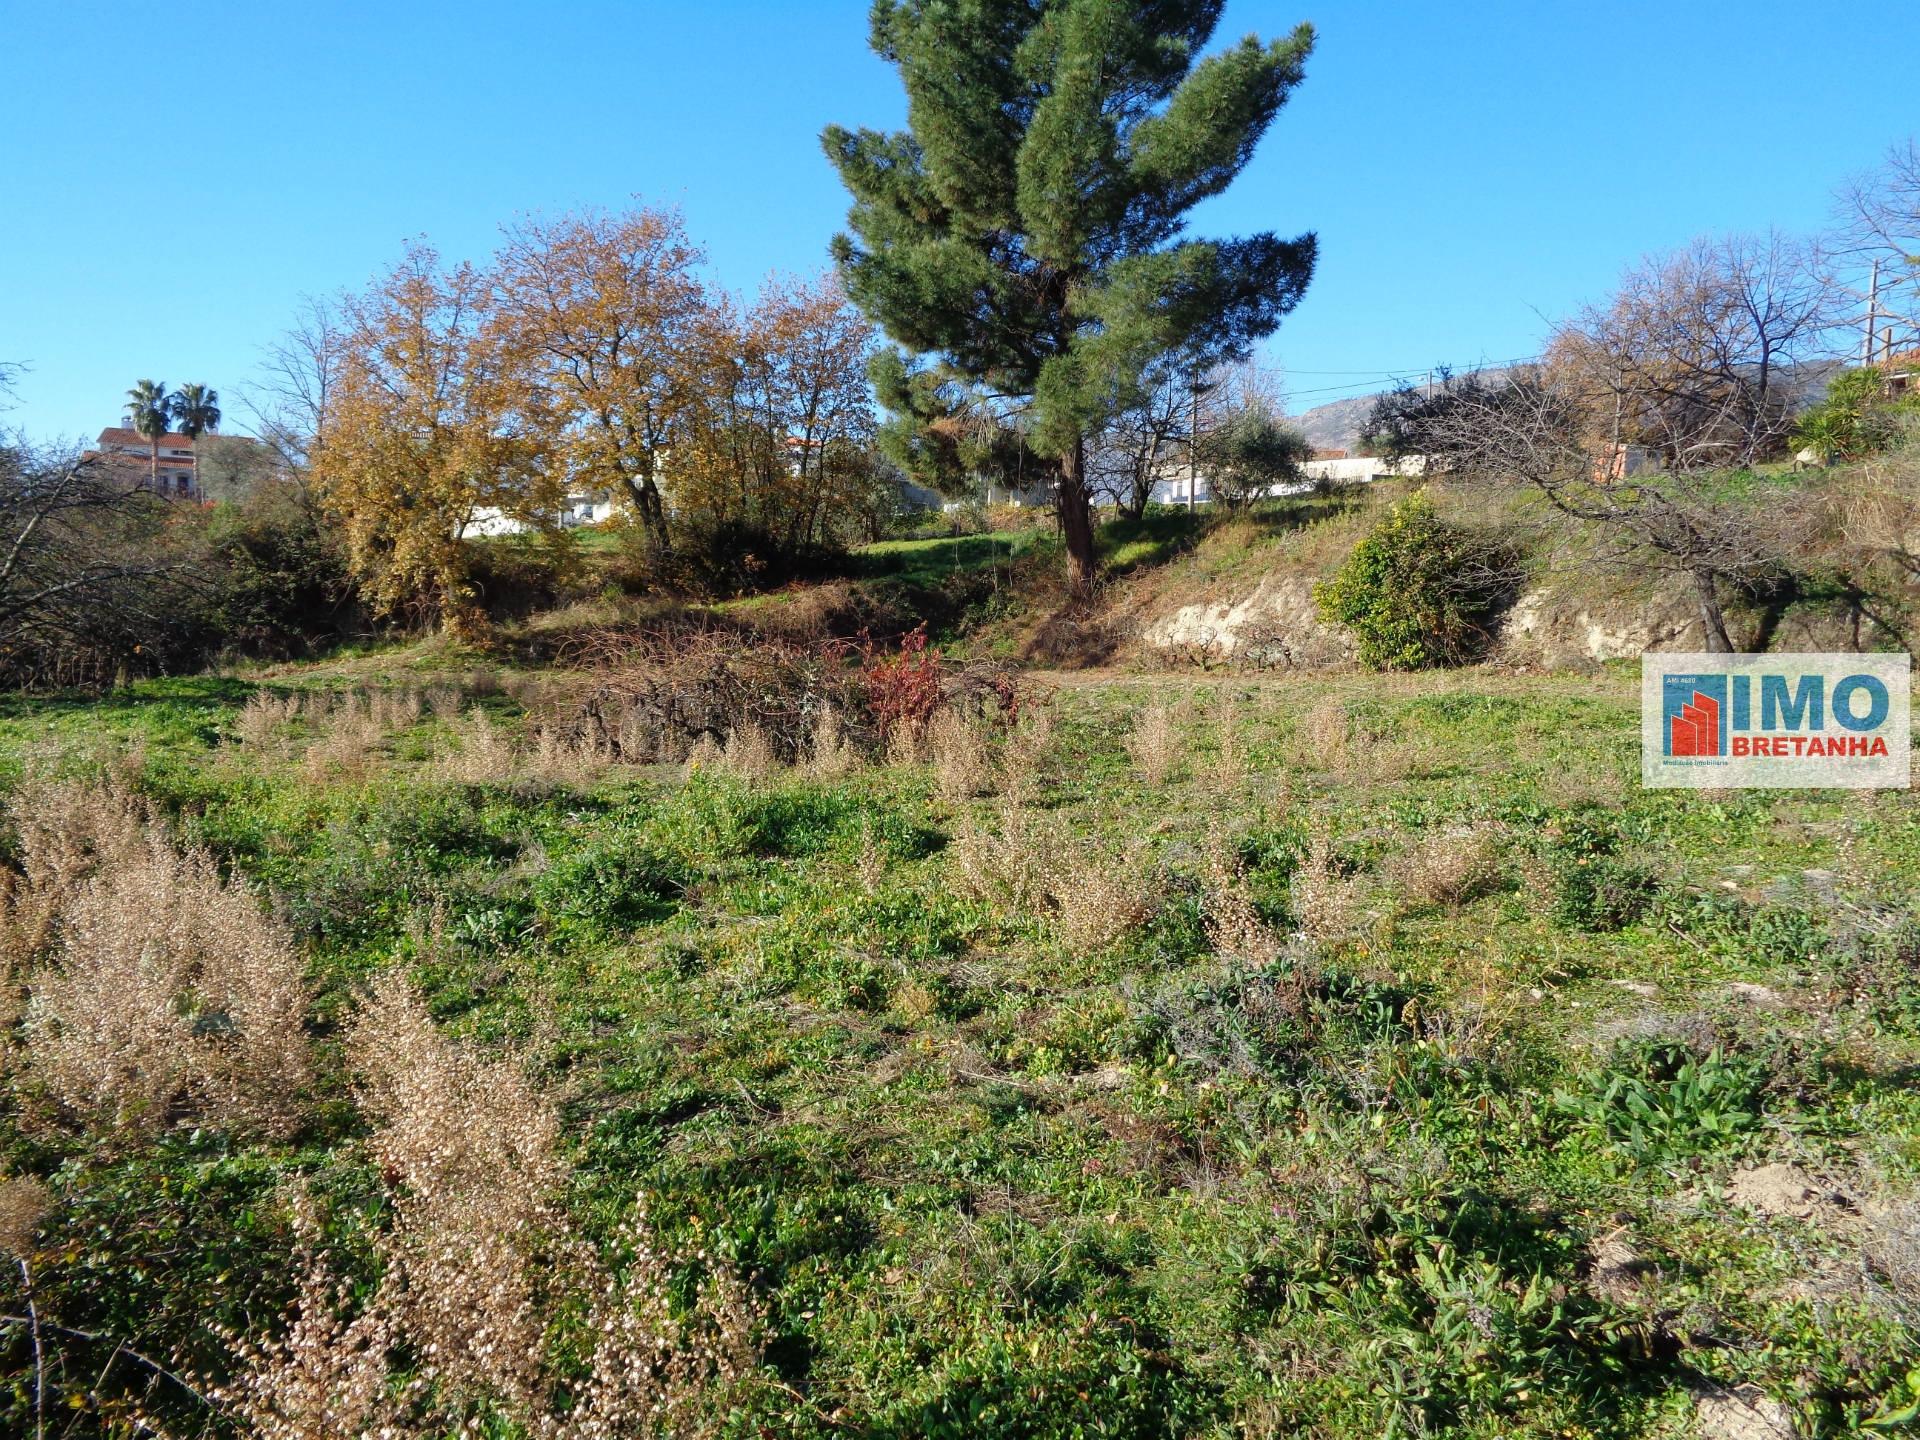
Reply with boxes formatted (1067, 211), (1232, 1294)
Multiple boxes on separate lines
(1137, 575), (1353, 667)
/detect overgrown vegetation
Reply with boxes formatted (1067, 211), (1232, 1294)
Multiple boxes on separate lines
(0, 659), (1914, 1438)
(5, 29), (1920, 1440)
(1794, 365), (1920, 461)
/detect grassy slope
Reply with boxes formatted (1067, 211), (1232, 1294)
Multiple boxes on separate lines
(832, 468), (1916, 669)
(4, 659), (1918, 1438)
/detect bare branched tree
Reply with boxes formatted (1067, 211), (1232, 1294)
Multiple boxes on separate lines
(1834, 138), (1920, 359)
(242, 294), (347, 475)
(1551, 228), (1835, 470)
(1088, 360), (1193, 519)
(0, 438), (194, 686)
(1088, 358), (1286, 517)
(1424, 371), (1802, 652)
(1549, 232), (1839, 472)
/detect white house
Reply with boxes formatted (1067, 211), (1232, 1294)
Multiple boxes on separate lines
(465, 492), (616, 538)
(1299, 454), (1426, 486)
(1148, 452), (1426, 505)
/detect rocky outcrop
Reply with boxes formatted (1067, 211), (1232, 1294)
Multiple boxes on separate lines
(1492, 586), (1702, 665)
(1134, 570), (1902, 671)
(1138, 575), (1353, 667)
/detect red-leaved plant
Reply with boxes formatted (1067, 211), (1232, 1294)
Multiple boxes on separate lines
(859, 624), (945, 738)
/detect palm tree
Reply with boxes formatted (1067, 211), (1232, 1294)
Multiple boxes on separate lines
(171, 383), (220, 440)
(170, 383), (221, 497)
(125, 379), (171, 492)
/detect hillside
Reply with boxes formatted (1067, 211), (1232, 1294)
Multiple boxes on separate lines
(1288, 388), (1384, 452)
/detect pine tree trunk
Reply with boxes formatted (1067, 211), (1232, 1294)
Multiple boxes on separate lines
(1693, 567), (1735, 653)
(1058, 437), (1097, 595)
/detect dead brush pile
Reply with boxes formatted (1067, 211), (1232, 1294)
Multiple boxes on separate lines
(220, 973), (761, 1439)
(558, 622), (871, 766)
(553, 618), (1022, 771)
(2, 781), (313, 1142)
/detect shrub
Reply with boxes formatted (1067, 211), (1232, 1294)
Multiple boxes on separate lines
(1314, 494), (1523, 669)
(1290, 822), (1364, 944)
(1792, 365), (1920, 461)
(806, 704), (861, 778)
(465, 529), (584, 622)
(1539, 813), (1658, 933)
(1555, 1043), (1767, 1165)
(1201, 822), (1287, 965)
(199, 480), (361, 658)
(536, 842), (686, 935)
(625, 517), (845, 599)
(1124, 699), (1182, 785)
(1390, 825), (1503, 909)
(221, 974), (761, 1438)
(861, 623), (944, 740)
(928, 707), (991, 799)
(1552, 855), (1657, 932)
(12, 784), (313, 1142)
(1053, 840), (1156, 955)
(1655, 890), (1827, 968)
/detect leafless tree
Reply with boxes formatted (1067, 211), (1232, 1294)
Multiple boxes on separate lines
(0, 437), (194, 686)
(240, 294), (347, 475)
(1088, 362), (1192, 518)
(1833, 138), (1920, 359)
(1426, 371), (1804, 652)
(1088, 358), (1285, 517)
(1550, 232), (1839, 471)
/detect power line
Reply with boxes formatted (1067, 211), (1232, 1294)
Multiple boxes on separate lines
(1271, 367), (1437, 376)
(1280, 356), (1543, 404)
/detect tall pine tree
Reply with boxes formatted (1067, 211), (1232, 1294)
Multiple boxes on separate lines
(825, 0), (1316, 590)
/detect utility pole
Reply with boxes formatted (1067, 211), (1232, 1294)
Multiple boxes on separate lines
(1864, 258), (1881, 365)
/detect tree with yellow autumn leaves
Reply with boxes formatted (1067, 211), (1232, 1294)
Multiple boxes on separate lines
(307, 207), (882, 624)
(491, 207), (710, 557)
(674, 274), (879, 551)
(314, 242), (556, 634)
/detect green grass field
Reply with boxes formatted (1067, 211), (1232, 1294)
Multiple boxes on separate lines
(2, 655), (1916, 1438)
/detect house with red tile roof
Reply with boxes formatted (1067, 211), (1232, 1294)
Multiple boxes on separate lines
(84, 426), (201, 499)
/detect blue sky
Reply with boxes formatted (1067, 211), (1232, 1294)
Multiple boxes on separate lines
(4, 0), (1914, 442)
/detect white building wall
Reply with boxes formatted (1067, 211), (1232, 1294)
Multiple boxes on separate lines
(465, 493), (616, 537)
(1148, 454), (1426, 506)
